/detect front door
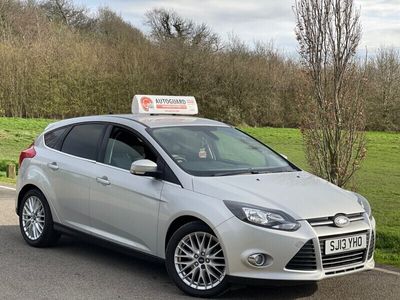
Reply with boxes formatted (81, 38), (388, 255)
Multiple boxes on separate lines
(89, 125), (164, 254)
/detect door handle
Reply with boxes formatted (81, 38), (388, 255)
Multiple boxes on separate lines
(96, 176), (110, 185)
(47, 162), (59, 171)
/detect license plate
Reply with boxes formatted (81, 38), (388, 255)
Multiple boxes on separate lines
(325, 234), (367, 255)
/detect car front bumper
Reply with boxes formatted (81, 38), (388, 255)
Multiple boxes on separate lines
(215, 214), (376, 281)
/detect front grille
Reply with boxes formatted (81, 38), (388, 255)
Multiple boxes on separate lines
(286, 240), (317, 271)
(368, 231), (375, 260)
(319, 231), (369, 269)
(308, 212), (364, 227)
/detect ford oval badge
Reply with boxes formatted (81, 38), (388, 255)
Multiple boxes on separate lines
(334, 215), (350, 228)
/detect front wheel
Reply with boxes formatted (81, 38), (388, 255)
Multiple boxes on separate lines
(19, 189), (60, 247)
(165, 221), (229, 297)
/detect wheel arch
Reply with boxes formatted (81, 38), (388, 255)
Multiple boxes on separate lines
(165, 215), (212, 251)
(17, 184), (42, 215)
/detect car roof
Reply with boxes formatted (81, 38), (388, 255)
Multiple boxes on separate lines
(114, 114), (229, 128)
(44, 114), (229, 131)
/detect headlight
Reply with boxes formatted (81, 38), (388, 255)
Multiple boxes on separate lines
(224, 200), (300, 231)
(355, 193), (372, 218)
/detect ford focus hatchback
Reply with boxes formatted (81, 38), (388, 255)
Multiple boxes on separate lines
(17, 95), (375, 297)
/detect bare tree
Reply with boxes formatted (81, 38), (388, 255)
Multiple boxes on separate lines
(368, 48), (400, 130)
(95, 8), (145, 43)
(145, 8), (219, 50)
(294, 0), (367, 187)
(39, 0), (92, 29)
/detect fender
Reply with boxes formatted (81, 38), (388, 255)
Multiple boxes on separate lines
(156, 182), (233, 258)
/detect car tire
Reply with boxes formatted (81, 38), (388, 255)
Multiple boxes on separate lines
(19, 188), (60, 247)
(165, 221), (229, 297)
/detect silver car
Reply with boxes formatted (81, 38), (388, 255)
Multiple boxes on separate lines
(16, 110), (375, 297)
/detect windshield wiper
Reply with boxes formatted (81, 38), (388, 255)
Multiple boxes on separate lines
(211, 168), (271, 177)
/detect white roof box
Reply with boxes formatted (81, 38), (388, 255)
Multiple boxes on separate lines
(132, 95), (198, 115)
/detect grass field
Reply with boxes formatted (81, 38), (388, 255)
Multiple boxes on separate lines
(0, 117), (399, 267)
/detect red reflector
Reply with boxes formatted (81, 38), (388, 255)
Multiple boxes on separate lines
(19, 144), (36, 167)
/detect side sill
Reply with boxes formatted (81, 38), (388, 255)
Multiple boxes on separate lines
(53, 222), (164, 265)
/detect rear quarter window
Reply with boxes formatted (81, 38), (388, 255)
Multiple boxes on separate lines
(61, 124), (105, 160)
(44, 127), (68, 149)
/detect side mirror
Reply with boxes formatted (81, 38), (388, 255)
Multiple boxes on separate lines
(130, 159), (159, 176)
(280, 153), (288, 160)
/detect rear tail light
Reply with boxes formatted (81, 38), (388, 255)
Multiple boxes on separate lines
(19, 143), (36, 167)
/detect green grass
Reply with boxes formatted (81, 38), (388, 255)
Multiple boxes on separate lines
(0, 118), (54, 170)
(0, 118), (399, 268)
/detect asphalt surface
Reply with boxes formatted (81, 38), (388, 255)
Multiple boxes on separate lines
(0, 187), (399, 299)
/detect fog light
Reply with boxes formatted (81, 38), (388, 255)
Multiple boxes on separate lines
(248, 253), (266, 266)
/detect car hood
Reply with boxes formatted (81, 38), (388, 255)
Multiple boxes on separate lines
(192, 171), (364, 220)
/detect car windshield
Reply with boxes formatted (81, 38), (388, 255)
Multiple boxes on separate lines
(149, 126), (297, 176)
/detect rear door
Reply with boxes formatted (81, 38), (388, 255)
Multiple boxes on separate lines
(89, 125), (164, 254)
(43, 123), (107, 231)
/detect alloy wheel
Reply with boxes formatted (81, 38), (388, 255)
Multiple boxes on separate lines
(174, 231), (226, 290)
(22, 196), (45, 240)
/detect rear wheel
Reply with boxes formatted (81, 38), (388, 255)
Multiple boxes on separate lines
(166, 221), (229, 297)
(19, 189), (60, 247)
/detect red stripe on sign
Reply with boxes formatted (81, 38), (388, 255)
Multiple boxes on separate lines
(156, 105), (187, 109)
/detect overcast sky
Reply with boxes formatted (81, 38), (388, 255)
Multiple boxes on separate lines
(75, 0), (400, 53)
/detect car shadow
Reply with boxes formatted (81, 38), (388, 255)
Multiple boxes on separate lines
(222, 282), (318, 299)
(1, 225), (318, 299)
(55, 234), (318, 299)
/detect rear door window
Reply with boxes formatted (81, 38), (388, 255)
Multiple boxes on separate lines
(61, 124), (105, 160)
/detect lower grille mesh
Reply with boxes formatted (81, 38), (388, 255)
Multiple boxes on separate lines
(319, 231), (369, 269)
(286, 240), (317, 271)
(325, 265), (363, 275)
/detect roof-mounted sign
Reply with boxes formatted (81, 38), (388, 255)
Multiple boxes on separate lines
(132, 95), (198, 115)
